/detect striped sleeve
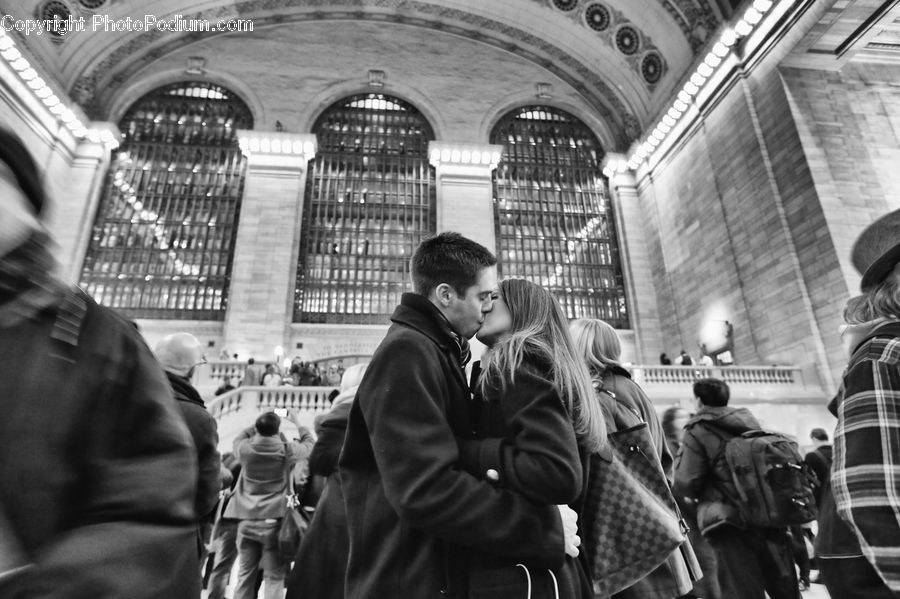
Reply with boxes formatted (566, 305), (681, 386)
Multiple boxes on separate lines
(832, 338), (900, 592)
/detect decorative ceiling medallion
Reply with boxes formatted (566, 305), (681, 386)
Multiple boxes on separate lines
(615, 25), (640, 55)
(552, 0), (579, 12)
(77, 0), (106, 8)
(39, 1), (72, 37)
(584, 3), (610, 32)
(641, 52), (663, 85)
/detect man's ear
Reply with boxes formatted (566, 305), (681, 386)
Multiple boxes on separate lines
(434, 283), (455, 307)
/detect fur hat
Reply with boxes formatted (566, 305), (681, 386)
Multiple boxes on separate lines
(0, 128), (46, 215)
(852, 209), (900, 291)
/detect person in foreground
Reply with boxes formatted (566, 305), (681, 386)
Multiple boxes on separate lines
(455, 278), (598, 597)
(339, 232), (580, 598)
(816, 209), (900, 598)
(0, 128), (201, 597)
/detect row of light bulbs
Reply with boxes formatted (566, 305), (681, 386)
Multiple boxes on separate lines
(0, 27), (119, 148)
(428, 147), (503, 168)
(603, 0), (781, 177)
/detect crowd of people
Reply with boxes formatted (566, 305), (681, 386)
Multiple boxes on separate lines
(214, 359), (349, 395)
(2, 126), (899, 599)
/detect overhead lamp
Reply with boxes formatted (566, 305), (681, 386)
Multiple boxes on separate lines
(734, 19), (752, 36)
(635, 146), (648, 158)
(677, 91), (692, 104)
(647, 136), (660, 147)
(627, 160), (639, 170)
(10, 57), (29, 71)
(720, 28), (738, 47)
(27, 77), (45, 90)
(650, 129), (664, 142)
(697, 63), (714, 78)
(704, 53), (722, 68)
(711, 42), (729, 58)
(20, 68), (37, 81)
(753, 0), (773, 11)
(429, 148), (440, 163)
(743, 7), (763, 25)
(673, 99), (688, 112)
(683, 81), (699, 95)
(0, 46), (21, 61)
(690, 72), (706, 87)
(667, 107), (682, 120)
(661, 115), (676, 128)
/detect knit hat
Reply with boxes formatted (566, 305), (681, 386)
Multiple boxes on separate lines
(851, 209), (900, 291)
(0, 128), (46, 216)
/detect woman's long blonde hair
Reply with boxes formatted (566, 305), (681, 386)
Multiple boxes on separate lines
(569, 318), (623, 380)
(478, 279), (606, 452)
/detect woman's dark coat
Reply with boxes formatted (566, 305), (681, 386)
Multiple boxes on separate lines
(458, 354), (593, 599)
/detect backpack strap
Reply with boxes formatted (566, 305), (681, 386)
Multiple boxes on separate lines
(48, 287), (87, 363)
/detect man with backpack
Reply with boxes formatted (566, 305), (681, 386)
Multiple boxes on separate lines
(673, 378), (807, 599)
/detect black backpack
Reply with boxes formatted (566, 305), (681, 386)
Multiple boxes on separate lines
(706, 424), (818, 528)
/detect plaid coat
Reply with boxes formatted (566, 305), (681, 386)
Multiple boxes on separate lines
(831, 321), (900, 593)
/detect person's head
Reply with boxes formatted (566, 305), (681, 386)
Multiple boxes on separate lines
(810, 427), (829, 445)
(248, 357), (255, 365)
(693, 377), (730, 407)
(340, 362), (369, 393)
(411, 232), (498, 339)
(568, 318), (622, 379)
(0, 129), (46, 258)
(255, 412), (281, 436)
(265, 364), (275, 374)
(680, 349), (688, 356)
(478, 279), (605, 452)
(221, 376), (232, 386)
(662, 406), (690, 445)
(846, 209), (900, 323)
(155, 332), (206, 378)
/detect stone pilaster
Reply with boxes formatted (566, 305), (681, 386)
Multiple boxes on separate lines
(428, 141), (503, 251)
(44, 122), (119, 280)
(603, 153), (663, 364)
(224, 131), (316, 359)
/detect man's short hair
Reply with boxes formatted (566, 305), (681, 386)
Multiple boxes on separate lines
(255, 412), (281, 436)
(810, 427), (829, 442)
(693, 377), (730, 407)
(410, 232), (497, 297)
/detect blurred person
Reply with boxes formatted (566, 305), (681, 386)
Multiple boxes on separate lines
(215, 376), (236, 396)
(206, 453), (242, 599)
(804, 428), (832, 506)
(339, 232), (580, 598)
(815, 209), (900, 598)
(0, 128), (201, 597)
(660, 352), (672, 365)
(675, 350), (693, 366)
(570, 319), (699, 599)
(261, 363), (281, 387)
(241, 357), (265, 386)
(323, 364), (341, 387)
(155, 332), (221, 563)
(673, 378), (799, 599)
(286, 362), (369, 599)
(224, 411), (313, 599)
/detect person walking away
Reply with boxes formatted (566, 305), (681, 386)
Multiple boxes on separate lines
(156, 332), (222, 564)
(673, 378), (800, 599)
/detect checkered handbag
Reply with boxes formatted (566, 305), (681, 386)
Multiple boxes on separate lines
(583, 422), (685, 597)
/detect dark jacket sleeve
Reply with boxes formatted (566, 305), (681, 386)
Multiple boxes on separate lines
(179, 402), (221, 518)
(355, 332), (566, 567)
(673, 426), (709, 500)
(308, 404), (351, 477)
(456, 365), (582, 505)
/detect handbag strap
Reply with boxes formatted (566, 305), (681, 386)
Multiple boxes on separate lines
(594, 375), (644, 425)
(514, 564), (559, 599)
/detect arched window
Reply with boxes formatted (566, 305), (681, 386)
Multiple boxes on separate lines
(79, 82), (253, 320)
(294, 93), (436, 324)
(490, 106), (629, 328)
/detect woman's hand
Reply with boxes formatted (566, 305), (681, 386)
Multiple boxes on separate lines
(557, 504), (580, 557)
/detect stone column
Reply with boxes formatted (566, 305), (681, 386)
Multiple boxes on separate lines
(224, 131), (316, 360)
(603, 154), (664, 364)
(43, 122), (119, 280)
(428, 141), (503, 251)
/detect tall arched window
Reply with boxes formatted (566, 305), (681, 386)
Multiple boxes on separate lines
(79, 82), (253, 320)
(491, 106), (629, 328)
(294, 93), (436, 324)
